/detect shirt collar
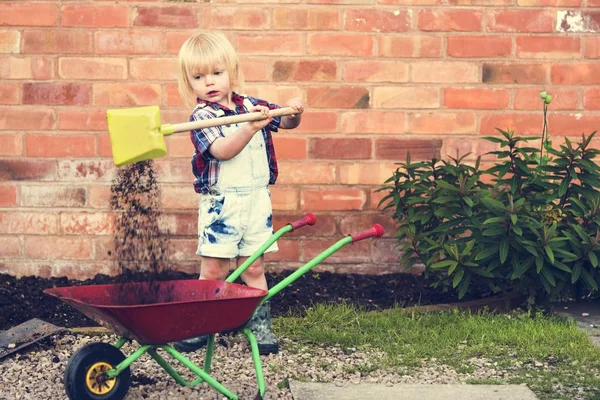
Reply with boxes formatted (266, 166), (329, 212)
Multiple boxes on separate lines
(196, 92), (245, 113)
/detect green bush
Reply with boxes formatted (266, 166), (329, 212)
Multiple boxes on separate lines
(378, 92), (600, 305)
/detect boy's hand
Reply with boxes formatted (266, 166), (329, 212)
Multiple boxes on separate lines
(247, 105), (272, 132)
(286, 97), (304, 118)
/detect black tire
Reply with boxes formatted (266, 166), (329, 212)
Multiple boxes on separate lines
(64, 342), (131, 400)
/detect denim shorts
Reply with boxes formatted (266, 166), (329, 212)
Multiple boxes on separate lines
(196, 186), (277, 258)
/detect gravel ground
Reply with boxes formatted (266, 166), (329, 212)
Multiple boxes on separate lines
(0, 332), (525, 400)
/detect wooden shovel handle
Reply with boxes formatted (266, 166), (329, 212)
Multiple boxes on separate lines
(165, 107), (301, 135)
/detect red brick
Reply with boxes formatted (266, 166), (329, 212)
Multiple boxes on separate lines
(584, 38), (600, 59)
(165, 83), (185, 107)
(0, 107), (55, 130)
(240, 58), (270, 82)
(338, 162), (397, 185)
(0, 83), (18, 105)
(57, 160), (114, 181)
(136, 6), (198, 28)
(26, 134), (95, 158)
(517, 37), (580, 59)
(270, 187), (300, 211)
(22, 83), (90, 106)
(60, 212), (113, 235)
(552, 63), (600, 85)
(60, 57), (127, 81)
(237, 34), (304, 56)
(0, 57), (54, 80)
(273, 212), (336, 237)
(482, 63), (549, 84)
(0, 185), (17, 207)
(444, 88), (510, 109)
(201, 8), (268, 30)
(0, 3), (58, 26)
(517, 0), (581, 6)
(447, 36), (512, 58)
(0, 160), (55, 181)
(480, 113), (541, 135)
(339, 214), (395, 240)
(130, 58), (178, 80)
(0, 235), (20, 257)
(93, 83), (161, 106)
(343, 61), (408, 82)
(411, 61), (479, 83)
(584, 89), (600, 110)
(418, 10), (482, 32)
(557, 11), (600, 33)
(273, 60), (337, 82)
(371, 239), (403, 263)
(378, 35), (443, 58)
(89, 186), (111, 209)
(306, 86), (369, 109)
(380, 0), (512, 3)
(25, 237), (92, 260)
(444, 138), (475, 160)
(0, 31), (20, 53)
(515, 88), (578, 110)
(0, 133), (22, 156)
(304, 238), (371, 263)
(591, 0), (600, 5)
(273, 137), (307, 160)
(264, 239), (301, 262)
(58, 109), (108, 131)
(154, 159), (190, 184)
(345, 9), (410, 32)
(166, 239), (196, 262)
(309, 138), (371, 160)
(161, 186), (197, 209)
(410, 113), (476, 134)
(23, 30), (92, 54)
(301, 188), (367, 211)
(273, 8), (339, 30)
(307, 34), (373, 57)
(95, 30), (163, 55)
(548, 114), (600, 137)
(245, 85), (303, 106)
(21, 186), (86, 207)
(369, 188), (387, 210)
(294, 111), (338, 134)
(62, 5), (129, 27)
(278, 162), (336, 185)
(0, 212), (59, 235)
(487, 10), (553, 33)
(375, 139), (442, 160)
(372, 87), (440, 109)
(341, 111), (407, 134)
(165, 31), (192, 55)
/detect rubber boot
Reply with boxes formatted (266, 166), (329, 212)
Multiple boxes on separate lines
(246, 301), (279, 355)
(173, 335), (208, 353)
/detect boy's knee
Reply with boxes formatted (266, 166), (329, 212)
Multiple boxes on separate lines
(241, 263), (264, 280)
(200, 258), (229, 280)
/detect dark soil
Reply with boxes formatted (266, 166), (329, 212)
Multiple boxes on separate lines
(0, 270), (496, 331)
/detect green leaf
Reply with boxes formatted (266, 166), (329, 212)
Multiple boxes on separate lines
(580, 268), (599, 290)
(453, 269), (465, 288)
(483, 217), (504, 225)
(545, 245), (555, 264)
(457, 273), (471, 299)
(472, 268), (494, 278)
(540, 267), (556, 286)
(590, 252), (598, 268)
(572, 263), (582, 284)
(512, 225), (523, 236)
(431, 260), (458, 270)
(499, 239), (509, 264)
(558, 178), (569, 197)
(510, 214), (518, 225)
(475, 245), (499, 260)
(536, 256), (544, 273)
(481, 197), (506, 212)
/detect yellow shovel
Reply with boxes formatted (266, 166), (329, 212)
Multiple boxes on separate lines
(106, 106), (301, 167)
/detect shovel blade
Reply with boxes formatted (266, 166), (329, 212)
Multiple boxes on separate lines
(0, 318), (64, 359)
(107, 105), (167, 167)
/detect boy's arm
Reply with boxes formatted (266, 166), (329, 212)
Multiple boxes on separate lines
(208, 106), (272, 161)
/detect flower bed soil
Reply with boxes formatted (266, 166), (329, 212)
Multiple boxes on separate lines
(0, 270), (496, 331)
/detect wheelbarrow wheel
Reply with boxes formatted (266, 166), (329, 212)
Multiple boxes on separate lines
(64, 342), (131, 400)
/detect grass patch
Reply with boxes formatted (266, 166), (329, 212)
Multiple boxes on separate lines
(274, 303), (600, 399)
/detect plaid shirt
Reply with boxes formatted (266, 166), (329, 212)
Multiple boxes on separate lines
(190, 92), (281, 194)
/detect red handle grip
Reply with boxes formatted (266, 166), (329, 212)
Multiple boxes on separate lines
(349, 224), (384, 242)
(288, 213), (317, 231)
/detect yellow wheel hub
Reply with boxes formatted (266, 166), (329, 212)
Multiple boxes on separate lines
(85, 361), (117, 395)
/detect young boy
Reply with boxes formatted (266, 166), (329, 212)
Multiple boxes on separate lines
(174, 31), (304, 355)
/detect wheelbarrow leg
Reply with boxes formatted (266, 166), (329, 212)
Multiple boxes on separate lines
(241, 328), (266, 399)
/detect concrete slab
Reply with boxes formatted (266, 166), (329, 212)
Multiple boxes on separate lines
(553, 299), (600, 346)
(289, 382), (538, 400)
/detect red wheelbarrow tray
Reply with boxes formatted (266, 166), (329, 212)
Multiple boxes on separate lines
(44, 279), (266, 345)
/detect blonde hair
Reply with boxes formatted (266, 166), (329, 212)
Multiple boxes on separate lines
(177, 31), (245, 108)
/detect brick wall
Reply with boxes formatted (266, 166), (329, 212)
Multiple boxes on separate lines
(0, 0), (599, 279)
